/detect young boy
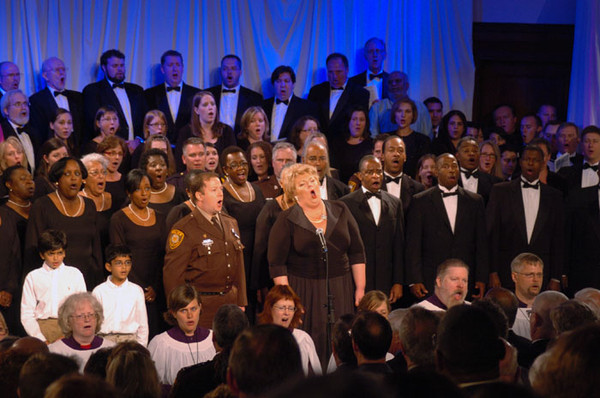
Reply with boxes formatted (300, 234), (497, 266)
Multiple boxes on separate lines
(21, 229), (87, 343)
(92, 244), (148, 346)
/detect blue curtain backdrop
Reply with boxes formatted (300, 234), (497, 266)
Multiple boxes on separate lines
(0, 0), (475, 117)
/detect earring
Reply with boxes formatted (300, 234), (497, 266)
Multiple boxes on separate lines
(294, 196), (299, 201)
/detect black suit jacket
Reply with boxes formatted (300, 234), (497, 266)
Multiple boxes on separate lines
(486, 179), (565, 288)
(558, 162), (588, 196)
(348, 70), (389, 99)
(206, 85), (263, 136)
(29, 87), (84, 143)
(262, 95), (318, 141)
(457, 170), (500, 205)
(382, 174), (425, 215)
(307, 81), (369, 139)
(325, 176), (350, 200)
(405, 186), (489, 293)
(82, 78), (147, 141)
(143, 83), (200, 143)
(340, 189), (404, 292)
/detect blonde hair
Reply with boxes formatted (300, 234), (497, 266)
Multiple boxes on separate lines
(143, 109), (167, 139)
(239, 106), (270, 141)
(284, 163), (319, 199)
(0, 136), (29, 173)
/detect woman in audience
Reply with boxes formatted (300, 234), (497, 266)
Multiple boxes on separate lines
(110, 169), (166, 338)
(80, 153), (113, 251)
(258, 285), (322, 375)
(479, 139), (503, 179)
(33, 138), (69, 199)
(247, 141), (278, 199)
(148, 285), (216, 386)
(49, 292), (116, 372)
(50, 108), (78, 157)
(432, 110), (468, 155)
(25, 157), (103, 288)
(357, 290), (390, 318)
(330, 105), (373, 184)
(106, 341), (161, 398)
(98, 136), (128, 209)
(83, 105), (120, 155)
(237, 106), (270, 151)
(268, 163), (365, 364)
(391, 98), (431, 177)
(140, 148), (186, 217)
(204, 142), (221, 174)
(416, 153), (436, 189)
(288, 116), (321, 153)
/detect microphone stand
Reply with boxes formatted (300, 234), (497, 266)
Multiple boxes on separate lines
(317, 228), (334, 362)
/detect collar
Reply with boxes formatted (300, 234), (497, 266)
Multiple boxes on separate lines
(331, 84), (345, 91)
(42, 262), (64, 272)
(0, 87), (6, 95)
(439, 185), (458, 194)
(521, 177), (540, 185)
(106, 77), (124, 86)
(195, 206), (219, 224)
(165, 81), (183, 89)
(9, 120), (24, 131)
(221, 84), (240, 92)
(384, 171), (403, 179)
(62, 336), (104, 350)
(167, 325), (210, 343)
(426, 294), (448, 310)
(48, 86), (64, 96)
(517, 299), (529, 308)
(106, 276), (128, 288)
(361, 186), (380, 196)
(320, 176), (327, 188)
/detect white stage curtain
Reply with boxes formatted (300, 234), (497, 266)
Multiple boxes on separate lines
(567, 0), (600, 127)
(0, 0), (475, 117)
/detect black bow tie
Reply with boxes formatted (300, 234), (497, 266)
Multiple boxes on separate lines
(584, 163), (599, 171)
(166, 86), (181, 92)
(276, 98), (289, 105)
(54, 91), (65, 97)
(16, 126), (27, 134)
(365, 191), (381, 200)
(222, 89), (236, 94)
(441, 191), (458, 197)
(112, 82), (125, 89)
(461, 169), (480, 179)
(331, 87), (344, 91)
(384, 175), (401, 184)
(522, 180), (540, 189)
(369, 73), (383, 80)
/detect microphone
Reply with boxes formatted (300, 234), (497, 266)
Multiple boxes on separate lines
(316, 228), (327, 252)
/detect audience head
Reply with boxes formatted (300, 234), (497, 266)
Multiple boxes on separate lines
(289, 116), (321, 151)
(363, 37), (386, 73)
(143, 109), (167, 138)
(434, 259), (469, 308)
(345, 105), (370, 141)
(106, 341), (160, 398)
(10, 337), (49, 356)
(57, 292), (103, 345)
(478, 139), (502, 178)
(387, 308), (407, 355)
(0, 61), (20, 91)
(258, 285), (304, 329)
(471, 298), (509, 339)
(50, 108), (74, 142)
(44, 374), (120, 398)
(220, 54), (242, 89)
(391, 98), (418, 129)
(239, 106), (269, 142)
(455, 137), (479, 172)
(42, 57), (68, 91)
(530, 290), (568, 341)
(284, 163), (320, 206)
(537, 104), (557, 128)
(574, 287), (600, 318)
(83, 347), (114, 379)
(398, 307), (440, 368)
(38, 138), (69, 177)
(520, 114), (542, 144)
(160, 49), (183, 87)
(550, 300), (597, 335)
(435, 153), (459, 190)
(271, 65), (296, 102)
(139, 148), (169, 187)
(387, 71), (409, 101)
(189, 171), (222, 213)
(302, 139), (330, 180)
(485, 287), (519, 327)
(192, 91), (219, 131)
(246, 140), (272, 179)
(416, 153), (436, 188)
(38, 229), (67, 264)
(540, 120), (561, 154)
(351, 311), (392, 363)
(510, 252), (543, 303)
(94, 105), (120, 136)
(164, 284), (202, 336)
(557, 122), (580, 155)
(493, 104), (517, 134)
(332, 313), (357, 368)
(98, 135), (126, 174)
(440, 110), (467, 143)
(181, 136), (206, 171)
(0, 313), (7, 341)
(326, 53), (349, 89)
(520, 145), (544, 182)
(1, 89), (29, 125)
(100, 49), (126, 83)
(372, 133), (389, 163)
(382, 135), (406, 175)
(499, 145), (518, 180)
(424, 97), (443, 129)
(18, 352), (79, 398)
(272, 142), (297, 180)
(358, 155), (383, 193)
(581, 125), (600, 163)
(212, 304), (249, 351)
(357, 290), (390, 318)
(0, 137), (28, 172)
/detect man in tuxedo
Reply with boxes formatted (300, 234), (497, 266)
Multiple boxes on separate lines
(424, 97), (443, 138)
(0, 62), (20, 96)
(340, 155), (404, 302)
(456, 137), (500, 204)
(558, 125), (599, 194)
(206, 55), (263, 136)
(529, 137), (567, 195)
(302, 140), (348, 200)
(520, 114), (542, 146)
(510, 253), (544, 340)
(144, 50), (200, 143)
(262, 65), (317, 142)
(29, 57), (83, 143)
(348, 37), (389, 105)
(307, 53), (369, 139)
(0, 90), (38, 172)
(554, 122), (583, 171)
(381, 136), (424, 214)
(83, 49), (146, 143)
(499, 145), (518, 181)
(406, 153), (488, 299)
(487, 145), (565, 291)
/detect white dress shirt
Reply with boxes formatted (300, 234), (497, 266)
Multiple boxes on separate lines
(165, 82), (183, 122)
(384, 172), (402, 199)
(219, 84), (240, 129)
(439, 185), (458, 233)
(329, 85), (344, 119)
(581, 161), (600, 188)
(48, 86), (69, 111)
(92, 277), (149, 346)
(271, 96), (291, 141)
(21, 263), (87, 341)
(320, 176), (328, 200)
(460, 168), (479, 194)
(365, 68), (384, 105)
(9, 120), (36, 172)
(109, 79), (134, 140)
(521, 178), (541, 244)
(362, 186), (381, 225)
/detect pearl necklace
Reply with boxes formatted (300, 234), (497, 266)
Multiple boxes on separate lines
(227, 178), (254, 202)
(304, 202), (327, 223)
(8, 199), (31, 208)
(128, 204), (151, 222)
(81, 189), (105, 212)
(56, 192), (83, 217)
(151, 183), (168, 194)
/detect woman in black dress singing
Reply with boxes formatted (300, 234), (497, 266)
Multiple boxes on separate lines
(140, 148), (186, 218)
(391, 98), (431, 178)
(268, 163), (365, 364)
(97, 136), (128, 209)
(25, 157), (103, 288)
(109, 169), (167, 338)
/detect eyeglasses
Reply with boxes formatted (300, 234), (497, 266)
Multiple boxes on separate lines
(104, 151), (123, 157)
(227, 161), (248, 169)
(480, 153), (496, 159)
(515, 272), (543, 279)
(112, 260), (132, 266)
(101, 117), (119, 122)
(88, 169), (108, 177)
(71, 312), (97, 321)
(149, 123), (166, 128)
(2, 73), (21, 78)
(273, 305), (297, 312)
(10, 101), (28, 108)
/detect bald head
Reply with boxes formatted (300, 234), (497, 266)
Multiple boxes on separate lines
(486, 287), (519, 325)
(530, 291), (568, 340)
(0, 62), (20, 91)
(574, 288), (600, 318)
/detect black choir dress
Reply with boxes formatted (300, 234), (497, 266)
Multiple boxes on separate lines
(0, 206), (23, 335)
(105, 177), (128, 210)
(148, 188), (188, 218)
(251, 199), (285, 291)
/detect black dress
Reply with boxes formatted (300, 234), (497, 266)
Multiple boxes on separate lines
(395, 131), (431, 178)
(330, 137), (373, 184)
(0, 206), (23, 335)
(175, 123), (236, 171)
(251, 199), (284, 291)
(24, 195), (103, 288)
(109, 210), (167, 338)
(148, 188), (188, 218)
(33, 176), (55, 201)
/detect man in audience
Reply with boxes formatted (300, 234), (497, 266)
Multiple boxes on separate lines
(554, 122), (583, 171)
(0, 61), (20, 97)
(499, 145), (518, 180)
(308, 52), (369, 138)
(348, 37), (389, 105)
(144, 50), (200, 143)
(227, 324), (302, 397)
(455, 136), (499, 204)
(18, 352), (79, 398)
(272, 141), (297, 189)
(0, 89), (38, 172)
(207, 54), (263, 136)
(520, 114), (542, 146)
(487, 145), (565, 291)
(340, 155), (404, 302)
(574, 288), (600, 318)
(369, 71), (431, 137)
(540, 120), (561, 167)
(414, 259), (470, 311)
(302, 140), (348, 200)
(406, 154), (488, 299)
(29, 57), (84, 142)
(558, 125), (600, 191)
(386, 308), (407, 373)
(263, 65), (317, 142)
(352, 311), (394, 375)
(331, 313), (357, 372)
(83, 49), (147, 142)
(167, 137), (205, 191)
(381, 135), (424, 214)
(550, 300), (596, 336)
(510, 253), (544, 340)
(398, 306), (439, 372)
(424, 97), (443, 138)
(537, 104), (557, 128)
(529, 137), (567, 195)
(493, 104), (521, 148)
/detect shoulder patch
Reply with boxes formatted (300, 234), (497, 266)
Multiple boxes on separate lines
(169, 229), (185, 250)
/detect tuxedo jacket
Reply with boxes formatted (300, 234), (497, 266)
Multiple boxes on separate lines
(382, 174), (425, 215)
(326, 176), (350, 200)
(486, 179), (565, 288)
(554, 152), (583, 172)
(457, 170), (501, 205)
(82, 78), (147, 141)
(339, 189), (404, 292)
(307, 81), (369, 139)
(0, 120), (39, 173)
(144, 83), (200, 143)
(29, 87), (84, 143)
(405, 186), (489, 293)
(206, 85), (263, 136)
(348, 70), (389, 99)
(262, 95), (318, 141)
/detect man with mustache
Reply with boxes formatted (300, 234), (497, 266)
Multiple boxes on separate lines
(510, 253), (544, 341)
(0, 89), (38, 173)
(414, 259), (470, 311)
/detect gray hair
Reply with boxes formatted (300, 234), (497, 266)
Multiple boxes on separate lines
(510, 252), (543, 273)
(272, 141), (297, 161)
(0, 89), (27, 118)
(57, 292), (104, 337)
(81, 153), (108, 171)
